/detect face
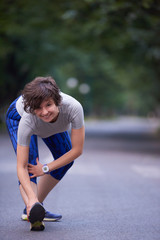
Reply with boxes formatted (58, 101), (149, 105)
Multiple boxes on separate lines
(34, 98), (59, 123)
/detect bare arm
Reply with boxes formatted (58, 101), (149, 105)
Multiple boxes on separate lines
(48, 126), (85, 170)
(28, 126), (85, 177)
(17, 144), (38, 216)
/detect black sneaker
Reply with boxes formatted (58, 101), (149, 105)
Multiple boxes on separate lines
(29, 202), (45, 224)
(22, 205), (62, 222)
(30, 221), (45, 231)
(28, 202), (45, 231)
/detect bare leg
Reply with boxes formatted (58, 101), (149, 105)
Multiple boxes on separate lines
(19, 182), (38, 206)
(37, 174), (59, 203)
(19, 176), (58, 205)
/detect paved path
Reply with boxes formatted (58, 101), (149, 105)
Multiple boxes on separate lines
(0, 117), (160, 240)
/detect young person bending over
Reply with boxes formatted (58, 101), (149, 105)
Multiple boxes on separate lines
(6, 76), (85, 231)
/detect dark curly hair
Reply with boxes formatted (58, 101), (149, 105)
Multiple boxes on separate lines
(22, 76), (62, 114)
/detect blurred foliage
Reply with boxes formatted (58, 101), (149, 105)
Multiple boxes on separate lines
(0, 0), (160, 117)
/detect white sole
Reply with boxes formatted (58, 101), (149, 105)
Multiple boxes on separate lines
(22, 214), (62, 222)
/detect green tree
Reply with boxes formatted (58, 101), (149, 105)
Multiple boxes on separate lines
(0, 0), (160, 116)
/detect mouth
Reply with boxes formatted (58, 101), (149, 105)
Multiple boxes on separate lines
(41, 114), (51, 119)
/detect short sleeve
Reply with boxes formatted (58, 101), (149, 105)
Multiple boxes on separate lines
(17, 115), (34, 146)
(70, 101), (84, 129)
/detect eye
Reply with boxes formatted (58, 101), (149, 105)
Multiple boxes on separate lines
(47, 103), (51, 107)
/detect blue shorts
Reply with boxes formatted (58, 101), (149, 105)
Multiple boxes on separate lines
(6, 97), (74, 184)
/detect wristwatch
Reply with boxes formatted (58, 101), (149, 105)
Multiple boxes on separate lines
(42, 164), (49, 174)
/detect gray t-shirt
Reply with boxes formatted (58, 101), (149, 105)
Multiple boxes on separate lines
(16, 92), (84, 146)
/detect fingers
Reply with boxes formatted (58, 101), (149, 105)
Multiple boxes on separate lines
(30, 175), (36, 179)
(27, 207), (30, 220)
(28, 166), (34, 173)
(28, 163), (33, 167)
(27, 159), (43, 178)
(27, 204), (31, 219)
(28, 164), (36, 177)
(28, 157), (38, 168)
(27, 199), (39, 220)
(27, 162), (40, 180)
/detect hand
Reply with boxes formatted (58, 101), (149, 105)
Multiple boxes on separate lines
(27, 197), (39, 220)
(28, 157), (44, 178)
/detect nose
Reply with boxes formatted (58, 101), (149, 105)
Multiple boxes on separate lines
(41, 107), (48, 116)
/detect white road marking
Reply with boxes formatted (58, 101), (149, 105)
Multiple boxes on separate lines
(43, 155), (104, 176)
(68, 163), (104, 176)
(1, 154), (103, 176)
(0, 163), (16, 172)
(132, 165), (160, 179)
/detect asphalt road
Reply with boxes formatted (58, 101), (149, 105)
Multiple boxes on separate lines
(0, 117), (160, 240)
